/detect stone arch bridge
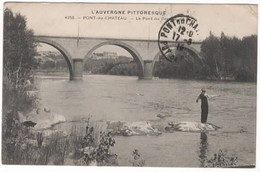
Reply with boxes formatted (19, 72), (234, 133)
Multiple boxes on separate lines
(34, 35), (203, 80)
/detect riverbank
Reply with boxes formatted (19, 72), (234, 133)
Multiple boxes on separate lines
(33, 70), (69, 77)
(33, 71), (256, 83)
(3, 107), (119, 165)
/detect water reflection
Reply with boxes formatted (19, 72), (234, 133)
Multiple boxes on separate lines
(199, 132), (208, 167)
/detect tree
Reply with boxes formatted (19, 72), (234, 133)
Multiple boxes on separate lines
(3, 8), (40, 164)
(3, 8), (39, 91)
(201, 32), (224, 79)
(234, 35), (257, 81)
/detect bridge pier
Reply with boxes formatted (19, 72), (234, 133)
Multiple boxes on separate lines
(142, 60), (153, 79)
(71, 59), (83, 80)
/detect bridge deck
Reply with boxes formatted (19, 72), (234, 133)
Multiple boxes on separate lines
(34, 35), (203, 44)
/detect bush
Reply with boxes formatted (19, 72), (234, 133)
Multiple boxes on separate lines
(202, 149), (238, 167)
(72, 121), (118, 166)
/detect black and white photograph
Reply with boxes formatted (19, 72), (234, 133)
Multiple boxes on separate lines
(1, 1), (258, 169)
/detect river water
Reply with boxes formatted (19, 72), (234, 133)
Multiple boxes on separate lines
(34, 74), (256, 167)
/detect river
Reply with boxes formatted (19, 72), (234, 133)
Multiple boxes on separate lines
(34, 74), (256, 167)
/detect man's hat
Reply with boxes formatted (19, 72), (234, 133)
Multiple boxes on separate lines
(201, 88), (206, 92)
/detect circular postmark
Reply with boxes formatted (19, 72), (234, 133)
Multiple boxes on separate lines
(158, 14), (199, 62)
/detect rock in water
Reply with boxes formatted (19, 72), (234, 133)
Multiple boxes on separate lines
(157, 114), (171, 119)
(44, 107), (51, 113)
(23, 120), (37, 127)
(167, 121), (220, 132)
(107, 121), (161, 136)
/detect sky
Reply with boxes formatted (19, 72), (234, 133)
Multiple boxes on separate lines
(5, 3), (258, 55)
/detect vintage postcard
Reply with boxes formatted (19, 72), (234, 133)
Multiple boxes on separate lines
(2, 2), (258, 168)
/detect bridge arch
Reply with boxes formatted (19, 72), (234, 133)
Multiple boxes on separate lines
(84, 41), (144, 78)
(34, 37), (74, 80)
(152, 44), (204, 75)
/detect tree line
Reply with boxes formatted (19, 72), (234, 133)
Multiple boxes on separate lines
(154, 32), (257, 82)
(201, 32), (257, 82)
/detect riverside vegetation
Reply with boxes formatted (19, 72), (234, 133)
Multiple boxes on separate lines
(154, 33), (257, 82)
(202, 149), (238, 168)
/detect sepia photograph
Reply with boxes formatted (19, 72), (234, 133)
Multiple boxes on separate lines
(1, 1), (258, 169)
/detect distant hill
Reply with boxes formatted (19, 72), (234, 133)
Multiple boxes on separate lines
(84, 55), (137, 76)
(34, 51), (68, 70)
(35, 50), (134, 71)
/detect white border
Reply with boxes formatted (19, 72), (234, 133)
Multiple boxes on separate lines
(0, 1), (259, 172)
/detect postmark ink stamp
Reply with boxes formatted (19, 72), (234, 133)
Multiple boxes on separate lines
(158, 14), (199, 62)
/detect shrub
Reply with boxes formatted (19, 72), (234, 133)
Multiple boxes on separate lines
(72, 121), (118, 166)
(202, 149), (238, 167)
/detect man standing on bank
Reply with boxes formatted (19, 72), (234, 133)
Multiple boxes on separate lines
(196, 88), (209, 123)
